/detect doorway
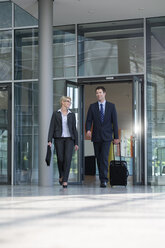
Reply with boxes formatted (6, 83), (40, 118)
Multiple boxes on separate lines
(81, 76), (144, 185)
(0, 84), (11, 184)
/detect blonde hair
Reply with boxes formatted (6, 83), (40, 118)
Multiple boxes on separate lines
(60, 96), (71, 106)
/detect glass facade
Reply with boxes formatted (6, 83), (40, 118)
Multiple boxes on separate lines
(0, 1), (165, 185)
(146, 17), (165, 185)
(14, 29), (38, 80)
(14, 82), (38, 184)
(0, 2), (12, 28)
(0, 30), (12, 81)
(14, 5), (38, 27)
(53, 26), (76, 78)
(78, 19), (144, 76)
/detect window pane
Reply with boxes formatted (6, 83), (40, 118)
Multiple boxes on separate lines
(14, 82), (39, 184)
(15, 29), (38, 80)
(147, 17), (165, 185)
(14, 4), (38, 27)
(53, 26), (76, 78)
(0, 2), (12, 28)
(0, 31), (12, 81)
(78, 19), (144, 76)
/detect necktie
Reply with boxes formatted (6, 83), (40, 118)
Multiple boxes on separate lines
(100, 103), (104, 123)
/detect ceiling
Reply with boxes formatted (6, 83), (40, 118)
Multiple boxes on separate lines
(12, 0), (165, 26)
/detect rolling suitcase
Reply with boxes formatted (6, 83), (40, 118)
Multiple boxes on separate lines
(109, 143), (129, 186)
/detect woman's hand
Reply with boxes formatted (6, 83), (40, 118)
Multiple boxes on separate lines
(48, 142), (52, 147)
(75, 145), (79, 151)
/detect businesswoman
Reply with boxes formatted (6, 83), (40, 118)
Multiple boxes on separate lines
(48, 96), (79, 188)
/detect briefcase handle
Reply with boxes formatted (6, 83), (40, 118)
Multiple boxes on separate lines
(112, 142), (122, 163)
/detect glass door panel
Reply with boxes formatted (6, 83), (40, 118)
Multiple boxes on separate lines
(0, 85), (11, 184)
(66, 81), (82, 183)
(133, 76), (144, 184)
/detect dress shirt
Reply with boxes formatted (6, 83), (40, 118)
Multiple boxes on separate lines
(58, 109), (71, 137)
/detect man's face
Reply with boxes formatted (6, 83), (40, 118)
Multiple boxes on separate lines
(96, 89), (106, 102)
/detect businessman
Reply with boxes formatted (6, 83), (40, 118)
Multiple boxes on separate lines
(86, 86), (119, 187)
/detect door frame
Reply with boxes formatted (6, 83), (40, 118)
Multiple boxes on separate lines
(0, 83), (12, 185)
(78, 74), (145, 185)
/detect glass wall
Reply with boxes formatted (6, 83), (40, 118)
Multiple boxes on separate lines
(0, 2), (12, 29)
(53, 25), (76, 78)
(0, 30), (12, 81)
(78, 19), (144, 76)
(15, 5), (38, 27)
(146, 17), (165, 185)
(14, 82), (39, 184)
(1, 1), (165, 185)
(14, 29), (38, 80)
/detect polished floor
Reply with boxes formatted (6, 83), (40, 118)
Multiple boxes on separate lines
(0, 176), (165, 248)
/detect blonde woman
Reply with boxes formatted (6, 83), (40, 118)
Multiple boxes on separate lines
(48, 96), (78, 188)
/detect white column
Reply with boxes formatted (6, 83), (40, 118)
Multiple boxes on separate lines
(38, 0), (53, 186)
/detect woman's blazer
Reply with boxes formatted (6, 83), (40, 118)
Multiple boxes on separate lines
(48, 111), (78, 145)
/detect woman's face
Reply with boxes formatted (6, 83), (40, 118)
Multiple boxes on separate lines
(62, 99), (71, 109)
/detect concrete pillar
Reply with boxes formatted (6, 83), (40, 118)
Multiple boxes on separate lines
(38, 0), (53, 186)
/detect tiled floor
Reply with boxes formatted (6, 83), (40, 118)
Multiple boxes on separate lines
(0, 177), (165, 248)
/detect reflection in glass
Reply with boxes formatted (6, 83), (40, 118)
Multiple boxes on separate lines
(15, 29), (38, 80)
(15, 4), (38, 27)
(0, 129), (8, 183)
(14, 82), (38, 184)
(78, 19), (144, 76)
(53, 26), (76, 78)
(0, 89), (8, 183)
(147, 17), (165, 185)
(0, 31), (12, 81)
(0, 2), (12, 28)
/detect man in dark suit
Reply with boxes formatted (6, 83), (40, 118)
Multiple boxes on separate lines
(86, 86), (119, 187)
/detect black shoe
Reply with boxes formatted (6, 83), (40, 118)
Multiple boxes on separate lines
(59, 180), (62, 185)
(100, 182), (107, 188)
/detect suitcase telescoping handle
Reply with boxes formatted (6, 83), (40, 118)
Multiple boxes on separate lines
(112, 142), (122, 163)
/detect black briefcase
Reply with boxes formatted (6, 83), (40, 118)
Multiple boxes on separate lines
(45, 145), (51, 166)
(109, 143), (129, 186)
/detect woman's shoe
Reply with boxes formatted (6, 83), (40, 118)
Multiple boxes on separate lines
(59, 178), (63, 185)
(63, 182), (68, 188)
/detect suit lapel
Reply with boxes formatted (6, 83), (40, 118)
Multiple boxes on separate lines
(103, 102), (108, 123)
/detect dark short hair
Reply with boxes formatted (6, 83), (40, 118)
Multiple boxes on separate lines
(95, 86), (106, 93)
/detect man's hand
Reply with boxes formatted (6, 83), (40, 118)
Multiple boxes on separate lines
(113, 139), (120, 144)
(86, 131), (91, 138)
(75, 145), (79, 151)
(48, 142), (52, 147)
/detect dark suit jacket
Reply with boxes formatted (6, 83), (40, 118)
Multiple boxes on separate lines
(48, 111), (78, 145)
(86, 101), (118, 142)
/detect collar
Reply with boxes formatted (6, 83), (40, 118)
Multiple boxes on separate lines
(98, 100), (106, 106)
(58, 109), (71, 114)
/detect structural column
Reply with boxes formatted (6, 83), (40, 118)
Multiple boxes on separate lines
(38, 0), (53, 186)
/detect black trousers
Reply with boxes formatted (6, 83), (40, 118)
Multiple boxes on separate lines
(54, 138), (74, 182)
(93, 141), (111, 183)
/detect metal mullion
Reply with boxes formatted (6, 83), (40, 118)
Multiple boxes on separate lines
(11, 2), (15, 185)
(143, 18), (147, 185)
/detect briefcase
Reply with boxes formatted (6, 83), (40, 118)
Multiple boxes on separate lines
(109, 143), (129, 186)
(45, 145), (51, 166)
